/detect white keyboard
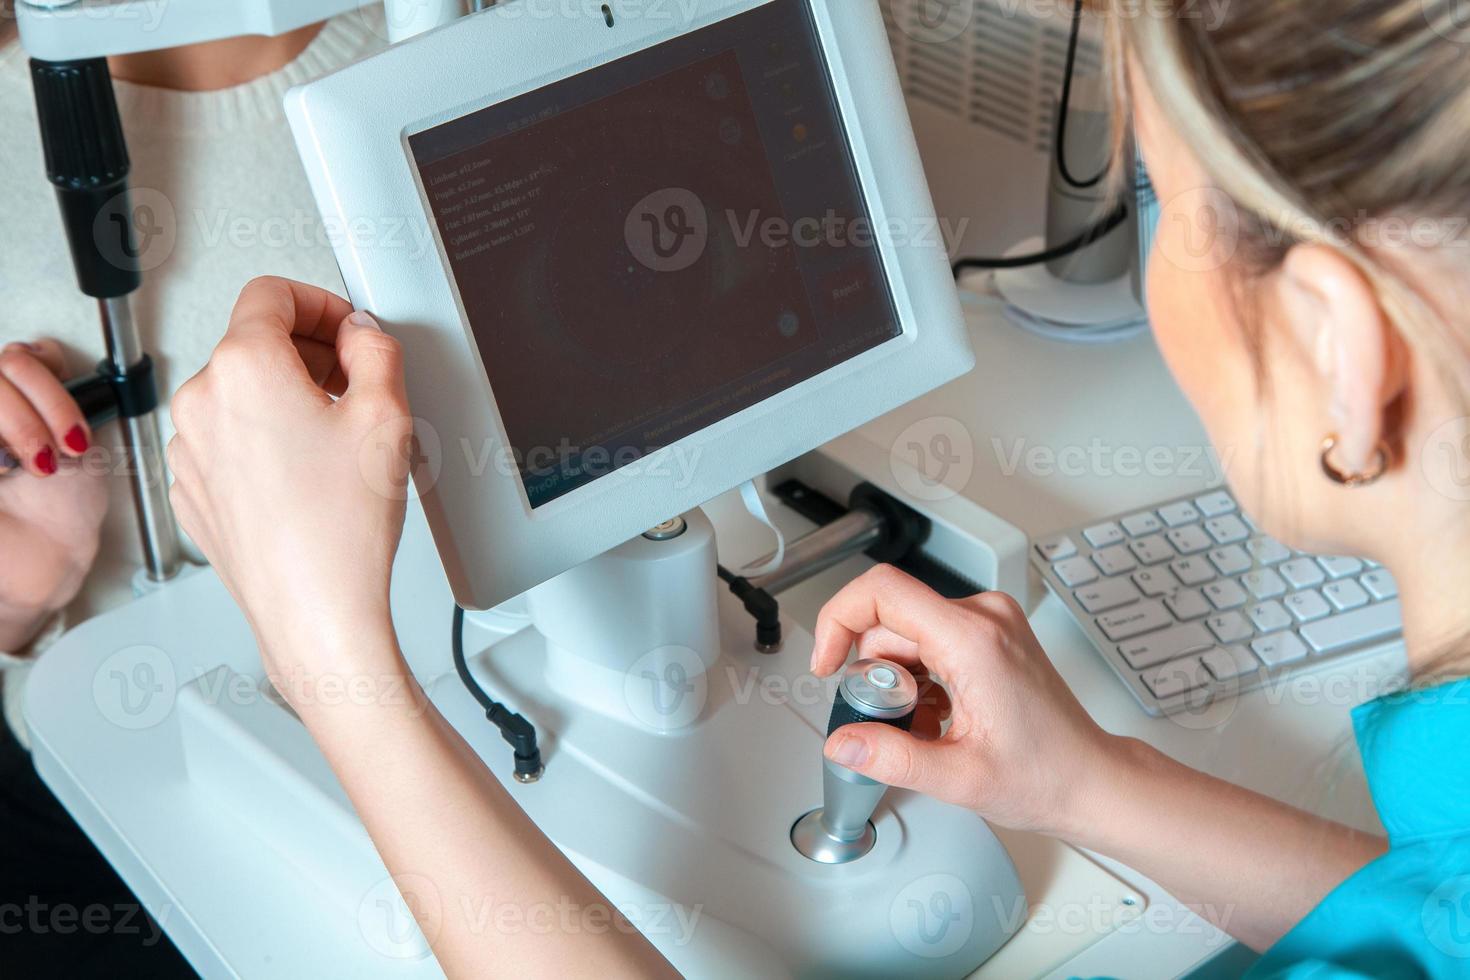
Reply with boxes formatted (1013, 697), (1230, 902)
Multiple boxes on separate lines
(1032, 488), (1404, 716)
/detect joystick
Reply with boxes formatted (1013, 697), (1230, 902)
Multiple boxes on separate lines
(791, 658), (918, 864)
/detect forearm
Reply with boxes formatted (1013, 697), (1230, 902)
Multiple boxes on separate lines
(1065, 738), (1385, 951)
(286, 628), (677, 979)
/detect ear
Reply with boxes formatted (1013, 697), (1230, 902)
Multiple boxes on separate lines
(1272, 244), (1408, 473)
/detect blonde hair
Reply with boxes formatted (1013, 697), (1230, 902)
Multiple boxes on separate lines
(1105, 1), (1470, 681)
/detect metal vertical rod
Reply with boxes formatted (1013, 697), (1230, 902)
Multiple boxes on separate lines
(29, 52), (183, 586)
(100, 297), (180, 583)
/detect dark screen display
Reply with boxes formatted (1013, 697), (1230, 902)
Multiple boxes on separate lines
(410, 0), (900, 507)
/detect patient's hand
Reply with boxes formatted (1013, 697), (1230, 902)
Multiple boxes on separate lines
(0, 340), (107, 651)
(167, 277), (414, 704)
(810, 565), (1118, 842)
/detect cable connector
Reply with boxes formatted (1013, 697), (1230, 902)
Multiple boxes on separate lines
(718, 566), (782, 653)
(487, 703), (544, 783)
(452, 604), (545, 783)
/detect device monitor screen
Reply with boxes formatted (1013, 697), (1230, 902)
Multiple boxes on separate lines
(408, 0), (900, 509)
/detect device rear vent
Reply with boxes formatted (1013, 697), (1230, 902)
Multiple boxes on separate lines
(907, 33), (968, 116)
(883, 0), (1100, 153)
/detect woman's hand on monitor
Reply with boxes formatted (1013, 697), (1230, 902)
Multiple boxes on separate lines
(167, 276), (414, 712)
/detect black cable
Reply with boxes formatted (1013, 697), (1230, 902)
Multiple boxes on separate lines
(718, 565), (782, 653)
(1055, 0), (1107, 190)
(452, 604), (544, 782)
(950, 0), (1122, 275)
(952, 203), (1127, 275)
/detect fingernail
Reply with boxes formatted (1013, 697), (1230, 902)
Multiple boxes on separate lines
(828, 735), (868, 768)
(64, 426), (88, 454)
(35, 447), (57, 476)
(348, 311), (380, 330)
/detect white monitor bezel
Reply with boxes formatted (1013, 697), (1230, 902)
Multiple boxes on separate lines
(287, 0), (975, 608)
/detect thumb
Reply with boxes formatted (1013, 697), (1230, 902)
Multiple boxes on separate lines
(334, 311), (408, 405)
(824, 722), (955, 798)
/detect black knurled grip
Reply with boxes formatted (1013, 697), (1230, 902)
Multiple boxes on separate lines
(30, 58), (130, 188)
(30, 58), (141, 298)
(827, 686), (916, 737)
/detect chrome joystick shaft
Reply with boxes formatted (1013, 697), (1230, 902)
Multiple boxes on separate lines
(792, 659), (918, 864)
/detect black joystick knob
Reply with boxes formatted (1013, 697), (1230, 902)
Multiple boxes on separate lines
(794, 659), (920, 865)
(827, 659), (919, 736)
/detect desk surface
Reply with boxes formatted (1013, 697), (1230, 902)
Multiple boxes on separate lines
(25, 291), (1400, 979)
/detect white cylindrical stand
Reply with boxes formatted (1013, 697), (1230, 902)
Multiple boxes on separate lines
(526, 510), (721, 732)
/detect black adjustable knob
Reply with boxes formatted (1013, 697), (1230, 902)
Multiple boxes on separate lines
(826, 659), (919, 736)
(792, 659), (921, 864)
(30, 58), (141, 298)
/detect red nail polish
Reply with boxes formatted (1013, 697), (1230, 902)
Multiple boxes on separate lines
(36, 447), (57, 476)
(64, 426), (88, 454)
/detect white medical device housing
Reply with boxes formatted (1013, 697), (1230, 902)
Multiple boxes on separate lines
(286, 0), (976, 609)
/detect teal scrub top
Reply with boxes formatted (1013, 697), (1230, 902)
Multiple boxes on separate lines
(1246, 676), (1470, 979)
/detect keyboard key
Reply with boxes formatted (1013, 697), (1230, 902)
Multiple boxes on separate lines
(1097, 601), (1173, 641)
(1093, 545), (1138, 576)
(1242, 568), (1288, 599)
(1300, 600), (1402, 654)
(1361, 570), (1399, 601)
(1247, 600), (1292, 633)
(1083, 522), (1126, 548)
(1075, 578), (1142, 613)
(1194, 491), (1237, 517)
(1206, 611), (1253, 644)
(1204, 579), (1249, 610)
(1171, 556), (1217, 587)
(1324, 579), (1370, 611)
(1201, 645), (1257, 681)
(1121, 511), (1163, 537)
(1166, 588), (1212, 621)
(1142, 658), (1210, 699)
(1285, 589), (1331, 623)
(1132, 567), (1179, 597)
(1117, 622), (1214, 669)
(1166, 526), (1213, 555)
(1204, 515), (1250, 544)
(1252, 632), (1308, 667)
(1158, 501), (1202, 527)
(1246, 537), (1291, 565)
(1128, 534), (1176, 566)
(1280, 558), (1326, 590)
(1318, 556), (1365, 580)
(1035, 536), (1078, 562)
(1053, 557), (1098, 587)
(1208, 545), (1252, 577)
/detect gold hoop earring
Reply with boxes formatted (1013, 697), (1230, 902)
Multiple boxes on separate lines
(1320, 434), (1390, 488)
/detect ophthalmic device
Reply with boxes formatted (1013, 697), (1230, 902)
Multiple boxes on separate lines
(15, 2), (1029, 975)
